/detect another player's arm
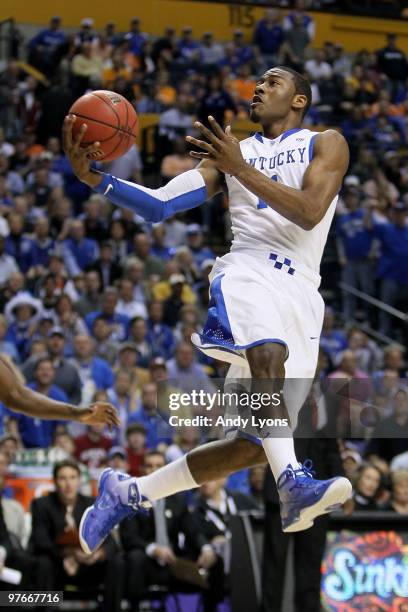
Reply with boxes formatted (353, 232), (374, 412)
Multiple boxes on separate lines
(0, 355), (120, 428)
(62, 115), (223, 221)
(188, 118), (349, 230)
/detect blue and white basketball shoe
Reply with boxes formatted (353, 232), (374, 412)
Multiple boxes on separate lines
(79, 468), (151, 554)
(277, 460), (352, 533)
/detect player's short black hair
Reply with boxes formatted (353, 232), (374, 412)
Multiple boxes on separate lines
(274, 66), (312, 118)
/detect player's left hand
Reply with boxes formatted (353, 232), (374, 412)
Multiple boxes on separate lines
(186, 116), (247, 176)
(77, 402), (120, 430)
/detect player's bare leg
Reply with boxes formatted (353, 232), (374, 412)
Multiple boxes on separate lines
(79, 343), (351, 553)
(246, 342), (352, 532)
(79, 436), (266, 553)
(186, 437), (266, 481)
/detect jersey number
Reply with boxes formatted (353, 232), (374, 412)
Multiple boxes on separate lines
(257, 174), (278, 209)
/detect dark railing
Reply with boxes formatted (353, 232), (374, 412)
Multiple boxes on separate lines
(339, 281), (408, 345)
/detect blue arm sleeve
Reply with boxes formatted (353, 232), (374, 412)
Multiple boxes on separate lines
(93, 169), (208, 223)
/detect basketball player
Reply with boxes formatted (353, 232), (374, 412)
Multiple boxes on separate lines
(0, 354), (120, 428)
(62, 67), (352, 554)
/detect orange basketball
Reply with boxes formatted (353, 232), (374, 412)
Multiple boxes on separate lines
(69, 90), (139, 162)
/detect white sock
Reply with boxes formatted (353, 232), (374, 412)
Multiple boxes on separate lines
(117, 455), (198, 504)
(262, 433), (300, 482)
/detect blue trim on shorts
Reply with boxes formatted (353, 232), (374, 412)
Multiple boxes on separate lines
(199, 274), (236, 349)
(199, 334), (288, 352)
(199, 274), (289, 360)
(236, 338), (288, 351)
(211, 274), (232, 337)
(308, 134), (317, 162)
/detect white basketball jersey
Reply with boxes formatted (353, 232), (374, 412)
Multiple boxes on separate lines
(225, 128), (337, 274)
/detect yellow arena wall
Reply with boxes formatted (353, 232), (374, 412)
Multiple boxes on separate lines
(2, 0), (408, 53)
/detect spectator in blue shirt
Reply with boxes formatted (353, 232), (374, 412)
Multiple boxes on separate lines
(127, 319), (154, 369)
(104, 21), (121, 48)
(336, 188), (374, 320)
(283, 0), (315, 40)
(197, 75), (237, 127)
(29, 16), (67, 53)
(74, 18), (100, 47)
(146, 301), (175, 360)
(62, 219), (99, 277)
(29, 217), (55, 273)
(166, 341), (215, 394)
(28, 16), (67, 76)
(12, 357), (66, 448)
(85, 287), (129, 342)
(0, 314), (19, 363)
(5, 292), (43, 361)
(59, 154), (91, 206)
(368, 202), (408, 336)
(150, 225), (175, 261)
(199, 31), (225, 70)
(5, 212), (34, 273)
(129, 382), (173, 449)
(124, 18), (148, 57)
(107, 370), (136, 445)
(253, 9), (285, 65)
(218, 44), (243, 76)
(0, 154), (24, 195)
(71, 334), (114, 393)
(178, 26), (200, 66)
(369, 113), (405, 150)
(319, 307), (348, 365)
(232, 30), (254, 67)
(340, 107), (370, 146)
(186, 224), (215, 270)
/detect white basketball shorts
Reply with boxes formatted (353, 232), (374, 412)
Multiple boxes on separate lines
(191, 247), (325, 437)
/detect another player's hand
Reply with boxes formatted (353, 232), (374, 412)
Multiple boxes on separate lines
(77, 402), (120, 430)
(186, 116), (247, 176)
(62, 115), (102, 188)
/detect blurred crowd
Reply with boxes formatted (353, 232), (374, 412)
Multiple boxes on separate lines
(0, 2), (407, 610)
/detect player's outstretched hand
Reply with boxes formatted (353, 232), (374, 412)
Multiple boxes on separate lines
(186, 116), (246, 176)
(62, 115), (102, 187)
(77, 402), (121, 430)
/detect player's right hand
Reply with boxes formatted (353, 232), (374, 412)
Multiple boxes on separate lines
(62, 115), (102, 187)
